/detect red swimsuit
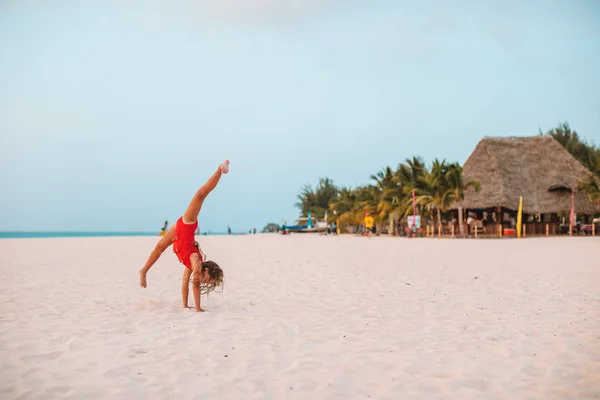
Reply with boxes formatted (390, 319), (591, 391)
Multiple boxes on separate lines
(172, 217), (200, 269)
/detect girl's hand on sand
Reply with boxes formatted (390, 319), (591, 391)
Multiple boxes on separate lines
(139, 270), (147, 288)
(219, 160), (230, 174)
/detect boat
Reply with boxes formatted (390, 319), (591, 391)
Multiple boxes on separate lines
(282, 211), (329, 233)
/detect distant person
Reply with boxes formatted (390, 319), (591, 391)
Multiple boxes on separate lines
(253, 228), (256, 234)
(364, 212), (375, 236)
(159, 221), (168, 236)
(467, 214), (474, 236)
(139, 160), (230, 313)
(227, 226), (231, 235)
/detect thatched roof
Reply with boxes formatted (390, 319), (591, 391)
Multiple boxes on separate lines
(453, 134), (600, 215)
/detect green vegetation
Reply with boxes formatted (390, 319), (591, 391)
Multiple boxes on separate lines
(295, 157), (479, 235)
(295, 123), (599, 234)
(546, 122), (600, 205)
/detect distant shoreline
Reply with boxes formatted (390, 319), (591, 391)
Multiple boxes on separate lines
(0, 232), (236, 239)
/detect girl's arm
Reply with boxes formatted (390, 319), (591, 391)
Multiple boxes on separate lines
(191, 260), (204, 312)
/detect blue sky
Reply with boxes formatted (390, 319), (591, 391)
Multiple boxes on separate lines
(1, 0), (599, 232)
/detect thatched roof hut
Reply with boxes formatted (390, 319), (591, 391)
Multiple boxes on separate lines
(454, 134), (600, 215)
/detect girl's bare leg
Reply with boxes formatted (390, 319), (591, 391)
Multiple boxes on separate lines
(181, 266), (193, 308)
(139, 225), (176, 288)
(182, 161), (229, 224)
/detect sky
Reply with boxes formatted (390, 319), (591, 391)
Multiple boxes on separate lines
(1, 0), (599, 233)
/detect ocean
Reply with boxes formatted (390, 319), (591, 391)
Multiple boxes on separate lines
(0, 232), (231, 239)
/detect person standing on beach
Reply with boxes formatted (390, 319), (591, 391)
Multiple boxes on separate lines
(139, 160), (230, 312)
(159, 221), (168, 236)
(363, 212), (375, 236)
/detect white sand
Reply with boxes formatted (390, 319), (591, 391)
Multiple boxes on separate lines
(1, 235), (599, 400)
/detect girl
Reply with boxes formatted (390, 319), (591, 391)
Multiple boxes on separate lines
(139, 160), (230, 312)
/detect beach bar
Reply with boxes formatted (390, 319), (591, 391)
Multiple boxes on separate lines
(450, 135), (600, 237)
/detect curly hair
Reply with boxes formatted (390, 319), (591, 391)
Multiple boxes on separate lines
(192, 260), (224, 296)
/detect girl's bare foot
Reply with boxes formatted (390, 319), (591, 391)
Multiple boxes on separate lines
(196, 308), (205, 312)
(219, 160), (230, 174)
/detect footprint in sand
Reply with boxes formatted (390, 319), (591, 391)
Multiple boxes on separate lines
(104, 364), (145, 378)
(45, 386), (73, 396)
(457, 378), (489, 392)
(522, 363), (549, 378)
(124, 347), (150, 358)
(0, 386), (17, 397)
(19, 350), (64, 363)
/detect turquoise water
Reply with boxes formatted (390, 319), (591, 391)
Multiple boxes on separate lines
(0, 231), (230, 239)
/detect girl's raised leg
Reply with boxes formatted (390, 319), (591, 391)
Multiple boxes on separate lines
(182, 160), (230, 224)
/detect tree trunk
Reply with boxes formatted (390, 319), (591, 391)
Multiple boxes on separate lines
(437, 208), (442, 236)
(458, 207), (465, 238)
(388, 213), (394, 236)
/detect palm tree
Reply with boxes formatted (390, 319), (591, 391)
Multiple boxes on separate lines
(349, 185), (378, 232)
(546, 122), (600, 176)
(330, 187), (358, 232)
(295, 177), (339, 219)
(394, 157), (427, 226)
(395, 156), (426, 191)
(578, 174), (600, 205)
(295, 184), (317, 215)
(410, 159), (454, 235)
(445, 162), (481, 237)
(371, 166), (400, 234)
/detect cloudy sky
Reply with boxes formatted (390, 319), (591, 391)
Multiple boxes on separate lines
(1, 0), (599, 232)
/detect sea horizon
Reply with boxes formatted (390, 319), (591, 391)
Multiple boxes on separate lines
(0, 231), (245, 239)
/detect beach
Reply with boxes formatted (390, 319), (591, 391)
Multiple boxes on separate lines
(1, 234), (599, 400)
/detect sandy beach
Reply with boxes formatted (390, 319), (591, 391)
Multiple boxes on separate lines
(1, 235), (599, 399)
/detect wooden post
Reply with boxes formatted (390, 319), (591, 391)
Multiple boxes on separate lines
(523, 224), (526, 238)
(438, 224), (441, 238)
(569, 224), (572, 236)
(545, 224), (549, 237)
(593, 223), (595, 236)
(475, 226), (478, 238)
(497, 207), (502, 239)
(451, 224), (455, 238)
